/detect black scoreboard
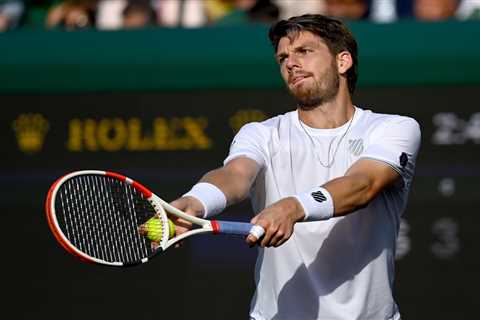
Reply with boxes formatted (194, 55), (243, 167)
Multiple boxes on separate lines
(2, 86), (478, 319)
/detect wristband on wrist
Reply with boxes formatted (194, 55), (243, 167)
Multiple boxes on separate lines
(293, 186), (334, 221)
(183, 182), (227, 218)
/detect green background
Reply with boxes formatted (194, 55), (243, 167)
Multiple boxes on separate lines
(1, 20), (480, 93)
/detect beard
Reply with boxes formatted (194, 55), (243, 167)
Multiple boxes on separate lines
(288, 62), (340, 110)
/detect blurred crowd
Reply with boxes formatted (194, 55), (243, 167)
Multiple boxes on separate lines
(1, 0), (479, 32)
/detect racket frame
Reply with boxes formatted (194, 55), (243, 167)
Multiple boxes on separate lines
(46, 170), (126, 266)
(46, 170), (261, 267)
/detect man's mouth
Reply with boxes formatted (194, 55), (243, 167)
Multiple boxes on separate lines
(290, 74), (310, 86)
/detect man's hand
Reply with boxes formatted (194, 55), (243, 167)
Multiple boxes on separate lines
(169, 196), (205, 245)
(246, 197), (305, 248)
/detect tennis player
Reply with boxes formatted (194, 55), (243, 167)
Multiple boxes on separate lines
(171, 14), (421, 320)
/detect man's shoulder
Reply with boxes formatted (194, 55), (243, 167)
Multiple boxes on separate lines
(355, 108), (421, 150)
(358, 107), (420, 131)
(239, 110), (294, 133)
(261, 110), (294, 127)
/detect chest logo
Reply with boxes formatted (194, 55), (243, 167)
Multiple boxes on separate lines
(348, 139), (364, 156)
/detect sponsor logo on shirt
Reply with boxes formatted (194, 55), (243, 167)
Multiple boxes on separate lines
(311, 190), (327, 203)
(348, 139), (364, 156)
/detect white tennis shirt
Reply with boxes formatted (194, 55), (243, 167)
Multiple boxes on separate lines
(223, 107), (421, 320)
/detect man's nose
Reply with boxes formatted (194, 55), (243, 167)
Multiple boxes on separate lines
(286, 55), (300, 72)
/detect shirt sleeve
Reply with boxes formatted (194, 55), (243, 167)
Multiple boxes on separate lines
(223, 122), (269, 168)
(360, 116), (421, 183)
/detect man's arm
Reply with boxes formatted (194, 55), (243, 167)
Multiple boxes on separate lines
(323, 158), (400, 215)
(170, 156), (261, 234)
(198, 156), (261, 207)
(246, 158), (401, 248)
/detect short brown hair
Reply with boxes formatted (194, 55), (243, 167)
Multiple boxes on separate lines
(269, 14), (358, 94)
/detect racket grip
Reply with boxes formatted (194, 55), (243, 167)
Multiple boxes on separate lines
(213, 221), (257, 236)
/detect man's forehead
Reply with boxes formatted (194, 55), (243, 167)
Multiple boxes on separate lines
(277, 31), (325, 51)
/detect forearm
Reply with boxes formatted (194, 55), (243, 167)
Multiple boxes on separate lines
(190, 157), (260, 208)
(200, 166), (255, 206)
(322, 174), (373, 217)
(323, 159), (400, 217)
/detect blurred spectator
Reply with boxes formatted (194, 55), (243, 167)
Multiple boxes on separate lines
(367, 0), (462, 22)
(414, 0), (458, 21)
(122, 0), (155, 28)
(154, 0), (206, 28)
(96, 0), (126, 30)
(0, 0), (25, 31)
(213, 0), (280, 25)
(45, 0), (97, 30)
(326, 0), (368, 20)
(369, 0), (397, 23)
(274, 0), (326, 20)
(203, 0), (235, 24)
(6, 0), (480, 32)
(456, 0), (480, 20)
(247, 0), (279, 23)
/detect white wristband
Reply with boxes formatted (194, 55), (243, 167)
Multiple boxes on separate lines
(293, 186), (334, 221)
(183, 182), (227, 218)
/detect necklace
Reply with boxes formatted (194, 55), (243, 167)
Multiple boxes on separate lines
(298, 109), (355, 168)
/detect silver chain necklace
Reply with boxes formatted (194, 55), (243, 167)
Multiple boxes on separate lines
(298, 109), (355, 168)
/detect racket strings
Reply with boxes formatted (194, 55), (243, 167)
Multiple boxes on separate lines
(55, 175), (156, 263)
(117, 180), (149, 261)
(92, 176), (119, 261)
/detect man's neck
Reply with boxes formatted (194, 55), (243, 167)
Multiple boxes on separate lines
(297, 91), (355, 129)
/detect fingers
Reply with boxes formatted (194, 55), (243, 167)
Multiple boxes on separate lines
(170, 216), (192, 230)
(246, 221), (292, 248)
(168, 196), (202, 233)
(260, 224), (284, 248)
(170, 196), (205, 218)
(169, 196), (204, 249)
(246, 198), (303, 248)
(246, 219), (269, 247)
(246, 234), (257, 247)
(269, 228), (291, 247)
(246, 208), (296, 248)
(250, 225), (265, 239)
(246, 225), (265, 247)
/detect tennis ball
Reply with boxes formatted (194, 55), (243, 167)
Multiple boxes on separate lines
(145, 217), (163, 242)
(144, 216), (175, 242)
(168, 218), (175, 238)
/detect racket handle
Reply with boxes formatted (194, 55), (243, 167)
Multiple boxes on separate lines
(213, 221), (261, 237)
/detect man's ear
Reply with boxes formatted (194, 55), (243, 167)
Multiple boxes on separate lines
(337, 51), (353, 74)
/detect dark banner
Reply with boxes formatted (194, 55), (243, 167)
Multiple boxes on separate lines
(2, 86), (479, 319)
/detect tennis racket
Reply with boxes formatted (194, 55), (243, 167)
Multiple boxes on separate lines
(45, 170), (265, 267)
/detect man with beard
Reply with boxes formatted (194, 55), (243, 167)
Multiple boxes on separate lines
(171, 14), (421, 320)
